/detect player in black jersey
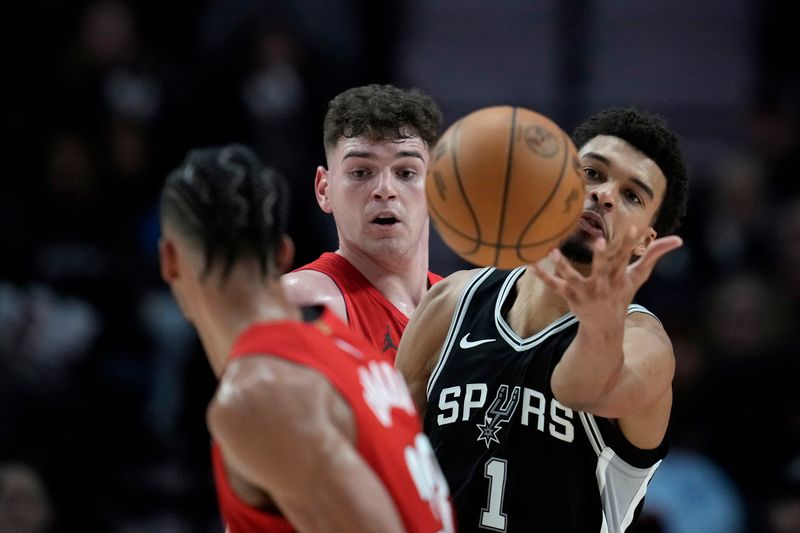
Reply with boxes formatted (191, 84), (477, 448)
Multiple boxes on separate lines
(396, 108), (689, 532)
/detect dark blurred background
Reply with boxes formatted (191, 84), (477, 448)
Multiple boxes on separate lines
(0, 1), (798, 532)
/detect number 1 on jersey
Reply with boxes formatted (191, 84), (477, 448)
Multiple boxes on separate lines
(480, 458), (508, 531)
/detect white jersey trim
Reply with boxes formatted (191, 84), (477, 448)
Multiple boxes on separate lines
(583, 417), (662, 533)
(494, 267), (579, 352)
(426, 267), (495, 399)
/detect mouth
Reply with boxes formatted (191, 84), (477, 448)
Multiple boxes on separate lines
(371, 212), (401, 226)
(578, 211), (606, 239)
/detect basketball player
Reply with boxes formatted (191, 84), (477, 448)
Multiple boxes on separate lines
(159, 144), (453, 532)
(396, 108), (689, 532)
(282, 84), (443, 360)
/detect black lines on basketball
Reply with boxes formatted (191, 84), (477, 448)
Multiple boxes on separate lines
(493, 107), (518, 266)
(424, 106), (584, 268)
(450, 119), (483, 255)
(515, 131), (570, 263)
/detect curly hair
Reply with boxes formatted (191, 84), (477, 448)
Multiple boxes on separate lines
(323, 84), (442, 152)
(572, 108), (689, 236)
(160, 144), (289, 281)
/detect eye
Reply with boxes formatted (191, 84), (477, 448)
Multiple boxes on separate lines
(397, 169), (418, 180)
(350, 168), (370, 179)
(583, 167), (602, 181)
(624, 190), (643, 205)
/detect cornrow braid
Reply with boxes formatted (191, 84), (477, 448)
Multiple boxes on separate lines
(160, 144), (289, 281)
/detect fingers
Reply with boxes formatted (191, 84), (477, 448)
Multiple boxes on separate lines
(550, 248), (587, 290)
(594, 226), (637, 281)
(533, 230), (684, 303)
(629, 235), (683, 287)
(531, 249), (582, 299)
(530, 262), (564, 292)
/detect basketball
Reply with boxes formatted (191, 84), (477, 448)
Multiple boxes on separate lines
(426, 106), (585, 268)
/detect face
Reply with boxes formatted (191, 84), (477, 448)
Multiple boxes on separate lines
(316, 133), (430, 260)
(560, 135), (667, 264)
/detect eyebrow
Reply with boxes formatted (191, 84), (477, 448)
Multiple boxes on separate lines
(630, 177), (655, 201)
(342, 149), (426, 161)
(582, 152), (655, 200)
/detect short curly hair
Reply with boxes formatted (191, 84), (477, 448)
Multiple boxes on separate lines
(572, 108), (689, 236)
(323, 84), (442, 153)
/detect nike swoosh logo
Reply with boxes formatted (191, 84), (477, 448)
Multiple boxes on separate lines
(459, 333), (496, 349)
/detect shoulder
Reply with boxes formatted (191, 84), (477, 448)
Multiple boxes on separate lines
(209, 356), (344, 439)
(207, 356), (357, 500)
(421, 268), (483, 309)
(625, 310), (672, 354)
(282, 270), (346, 318)
(396, 268), (484, 407)
(622, 311), (676, 388)
(409, 268), (487, 334)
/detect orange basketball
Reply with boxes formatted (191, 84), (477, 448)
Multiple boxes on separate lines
(426, 105), (585, 268)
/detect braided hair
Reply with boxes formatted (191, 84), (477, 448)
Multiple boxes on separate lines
(160, 144), (289, 281)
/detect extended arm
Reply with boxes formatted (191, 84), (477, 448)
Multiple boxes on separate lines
(208, 357), (405, 533)
(532, 229), (682, 448)
(395, 270), (474, 415)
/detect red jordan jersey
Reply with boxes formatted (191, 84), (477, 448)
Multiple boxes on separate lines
(294, 252), (443, 360)
(212, 308), (454, 533)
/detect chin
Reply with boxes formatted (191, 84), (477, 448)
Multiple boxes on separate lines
(559, 235), (593, 264)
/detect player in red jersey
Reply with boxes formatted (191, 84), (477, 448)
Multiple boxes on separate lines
(282, 85), (443, 360)
(159, 144), (454, 533)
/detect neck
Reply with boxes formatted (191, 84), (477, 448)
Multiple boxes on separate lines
(193, 277), (301, 377)
(506, 261), (571, 338)
(336, 232), (430, 318)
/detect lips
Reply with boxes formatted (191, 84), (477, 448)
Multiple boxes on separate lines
(370, 211), (401, 225)
(578, 211), (606, 239)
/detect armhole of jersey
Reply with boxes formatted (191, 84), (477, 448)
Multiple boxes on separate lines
(626, 303), (659, 324)
(425, 268), (495, 399)
(303, 267), (352, 325)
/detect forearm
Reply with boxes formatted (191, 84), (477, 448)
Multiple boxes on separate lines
(551, 321), (625, 410)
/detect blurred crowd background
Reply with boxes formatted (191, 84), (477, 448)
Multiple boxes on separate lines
(1, 1), (798, 532)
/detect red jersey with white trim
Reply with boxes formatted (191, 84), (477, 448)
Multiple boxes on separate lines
(294, 252), (443, 361)
(212, 308), (454, 533)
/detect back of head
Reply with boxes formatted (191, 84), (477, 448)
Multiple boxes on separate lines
(160, 144), (289, 280)
(323, 84), (443, 153)
(572, 108), (689, 236)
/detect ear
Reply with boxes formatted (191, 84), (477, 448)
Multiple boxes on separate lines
(632, 227), (657, 258)
(276, 234), (296, 274)
(314, 166), (333, 214)
(159, 236), (180, 283)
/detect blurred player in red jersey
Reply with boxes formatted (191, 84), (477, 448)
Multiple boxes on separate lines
(282, 84), (443, 360)
(159, 144), (454, 533)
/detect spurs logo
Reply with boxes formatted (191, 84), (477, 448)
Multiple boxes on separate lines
(476, 384), (521, 448)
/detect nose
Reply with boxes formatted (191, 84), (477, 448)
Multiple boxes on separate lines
(590, 184), (615, 210)
(372, 170), (397, 200)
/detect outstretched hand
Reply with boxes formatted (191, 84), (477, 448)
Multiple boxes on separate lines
(530, 227), (683, 328)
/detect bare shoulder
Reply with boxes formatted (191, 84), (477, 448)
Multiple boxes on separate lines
(281, 270), (346, 319)
(208, 355), (356, 501)
(396, 268), (484, 412)
(208, 356), (348, 444)
(625, 311), (675, 364)
(403, 268), (482, 344)
(421, 268), (482, 312)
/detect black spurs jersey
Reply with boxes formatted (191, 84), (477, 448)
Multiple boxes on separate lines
(424, 267), (668, 533)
